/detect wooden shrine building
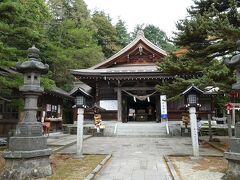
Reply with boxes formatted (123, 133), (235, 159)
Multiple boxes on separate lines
(71, 31), (214, 122)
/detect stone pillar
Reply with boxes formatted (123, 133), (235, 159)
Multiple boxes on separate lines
(117, 87), (122, 122)
(76, 108), (84, 158)
(232, 108), (236, 125)
(189, 107), (199, 157)
(1, 46), (52, 179)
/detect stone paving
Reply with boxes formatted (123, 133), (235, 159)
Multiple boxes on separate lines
(60, 136), (222, 180)
(47, 132), (91, 152)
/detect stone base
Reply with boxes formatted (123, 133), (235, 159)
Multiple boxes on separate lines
(230, 138), (240, 153)
(224, 152), (240, 180)
(16, 122), (42, 136)
(1, 156), (52, 180)
(8, 136), (48, 152)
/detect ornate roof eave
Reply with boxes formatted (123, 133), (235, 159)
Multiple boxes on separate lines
(72, 72), (178, 81)
(71, 70), (202, 78)
(43, 87), (74, 100)
(71, 70), (165, 76)
(89, 31), (167, 70)
(0, 96), (11, 102)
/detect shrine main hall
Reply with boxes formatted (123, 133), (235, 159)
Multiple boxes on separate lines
(71, 31), (213, 122)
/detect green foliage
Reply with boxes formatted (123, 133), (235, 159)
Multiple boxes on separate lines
(115, 19), (130, 47)
(92, 11), (121, 58)
(43, 0), (103, 90)
(10, 98), (24, 111)
(131, 24), (175, 52)
(158, 0), (240, 100)
(0, 0), (50, 91)
(41, 76), (55, 91)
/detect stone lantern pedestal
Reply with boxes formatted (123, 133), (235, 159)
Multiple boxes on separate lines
(224, 123), (240, 179)
(0, 46), (52, 179)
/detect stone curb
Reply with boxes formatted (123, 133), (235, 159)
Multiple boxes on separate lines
(203, 140), (225, 153)
(84, 154), (112, 180)
(52, 135), (92, 153)
(163, 155), (180, 180)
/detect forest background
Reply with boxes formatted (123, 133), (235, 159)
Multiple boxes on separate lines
(1, 0), (240, 112)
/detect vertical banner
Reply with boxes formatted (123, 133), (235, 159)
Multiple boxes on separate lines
(160, 95), (169, 134)
(160, 95), (168, 119)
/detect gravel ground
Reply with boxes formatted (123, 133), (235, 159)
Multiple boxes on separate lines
(170, 156), (227, 180)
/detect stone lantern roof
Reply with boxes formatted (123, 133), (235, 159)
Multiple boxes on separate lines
(16, 45), (49, 74)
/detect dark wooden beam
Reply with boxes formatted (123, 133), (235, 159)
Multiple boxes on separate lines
(114, 87), (155, 92)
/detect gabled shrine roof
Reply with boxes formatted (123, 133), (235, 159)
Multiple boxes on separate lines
(71, 30), (169, 79)
(44, 87), (73, 100)
(90, 30), (167, 70)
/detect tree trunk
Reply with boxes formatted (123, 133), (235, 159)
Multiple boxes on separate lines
(208, 114), (213, 141)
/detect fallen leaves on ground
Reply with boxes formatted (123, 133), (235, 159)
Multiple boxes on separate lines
(48, 154), (106, 180)
(170, 156), (227, 173)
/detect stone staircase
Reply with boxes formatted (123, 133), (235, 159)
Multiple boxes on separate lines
(115, 122), (168, 137)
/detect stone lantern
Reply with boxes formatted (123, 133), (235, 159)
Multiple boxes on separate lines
(1, 46), (52, 179)
(71, 87), (92, 158)
(181, 85), (203, 157)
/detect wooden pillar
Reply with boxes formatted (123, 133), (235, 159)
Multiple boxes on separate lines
(155, 95), (160, 122)
(95, 81), (100, 104)
(117, 87), (122, 122)
(122, 96), (128, 122)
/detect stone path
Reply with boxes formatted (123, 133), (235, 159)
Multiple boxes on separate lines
(47, 132), (91, 152)
(60, 137), (222, 180)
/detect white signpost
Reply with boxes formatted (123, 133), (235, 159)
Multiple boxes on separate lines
(160, 95), (169, 134)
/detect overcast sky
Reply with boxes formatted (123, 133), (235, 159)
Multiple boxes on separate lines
(84, 0), (194, 38)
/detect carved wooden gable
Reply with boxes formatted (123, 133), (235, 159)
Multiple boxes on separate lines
(91, 31), (167, 69)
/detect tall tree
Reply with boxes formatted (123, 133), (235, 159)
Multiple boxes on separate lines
(92, 11), (121, 58)
(131, 24), (175, 52)
(115, 19), (130, 47)
(44, 0), (103, 90)
(0, 0), (54, 93)
(157, 0), (240, 98)
(47, 0), (93, 29)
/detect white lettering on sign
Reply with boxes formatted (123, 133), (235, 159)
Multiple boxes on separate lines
(160, 95), (168, 119)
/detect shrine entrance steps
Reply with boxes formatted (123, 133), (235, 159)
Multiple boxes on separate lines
(115, 122), (168, 137)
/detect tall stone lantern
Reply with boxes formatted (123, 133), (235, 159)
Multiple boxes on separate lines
(1, 46), (52, 179)
(224, 40), (240, 179)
